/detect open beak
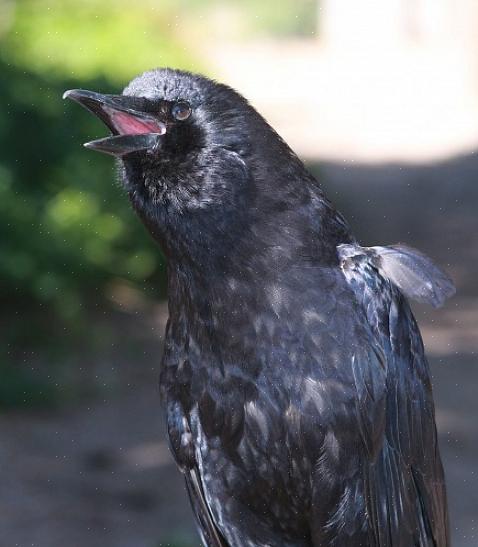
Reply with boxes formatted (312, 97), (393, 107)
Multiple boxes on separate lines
(63, 89), (166, 157)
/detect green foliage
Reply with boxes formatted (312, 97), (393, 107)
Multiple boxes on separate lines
(0, 0), (200, 406)
(3, 0), (198, 83)
(0, 61), (164, 315)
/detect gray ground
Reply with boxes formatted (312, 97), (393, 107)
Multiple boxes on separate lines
(1, 153), (477, 547)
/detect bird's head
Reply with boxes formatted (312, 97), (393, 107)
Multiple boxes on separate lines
(64, 68), (287, 257)
(64, 68), (337, 270)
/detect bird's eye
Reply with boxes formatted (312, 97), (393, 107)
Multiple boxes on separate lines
(171, 101), (192, 121)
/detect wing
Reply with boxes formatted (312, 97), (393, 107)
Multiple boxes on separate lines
(185, 468), (229, 547)
(338, 243), (453, 547)
(166, 399), (228, 547)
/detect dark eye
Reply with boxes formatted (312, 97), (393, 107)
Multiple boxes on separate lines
(171, 101), (192, 121)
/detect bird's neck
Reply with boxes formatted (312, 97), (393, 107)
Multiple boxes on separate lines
(164, 200), (350, 324)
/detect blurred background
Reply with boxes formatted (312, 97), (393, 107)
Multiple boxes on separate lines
(0, 1), (477, 545)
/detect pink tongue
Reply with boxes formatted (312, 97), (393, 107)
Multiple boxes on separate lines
(109, 110), (164, 135)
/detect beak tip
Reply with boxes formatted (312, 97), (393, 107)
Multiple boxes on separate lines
(63, 89), (91, 103)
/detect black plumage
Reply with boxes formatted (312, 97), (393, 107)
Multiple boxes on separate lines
(65, 68), (455, 547)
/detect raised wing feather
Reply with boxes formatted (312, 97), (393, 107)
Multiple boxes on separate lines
(338, 243), (455, 308)
(371, 244), (455, 308)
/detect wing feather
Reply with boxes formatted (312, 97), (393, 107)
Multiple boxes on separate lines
(339, 242), (450, 547)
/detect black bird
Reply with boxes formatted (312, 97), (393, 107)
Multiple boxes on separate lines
(64, 69), (455, 547)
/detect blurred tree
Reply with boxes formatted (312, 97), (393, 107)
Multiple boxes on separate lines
(2, 0), (196, 82)
(0, 0), (199, 407)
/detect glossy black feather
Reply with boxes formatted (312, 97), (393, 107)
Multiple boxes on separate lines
(338, 245), (450, 546)
(71, 68), (454, 547)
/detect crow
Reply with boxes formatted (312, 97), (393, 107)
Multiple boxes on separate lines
(64, 68), (455, 547)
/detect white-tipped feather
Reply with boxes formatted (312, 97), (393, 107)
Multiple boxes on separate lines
(338, 243), (456, 308)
